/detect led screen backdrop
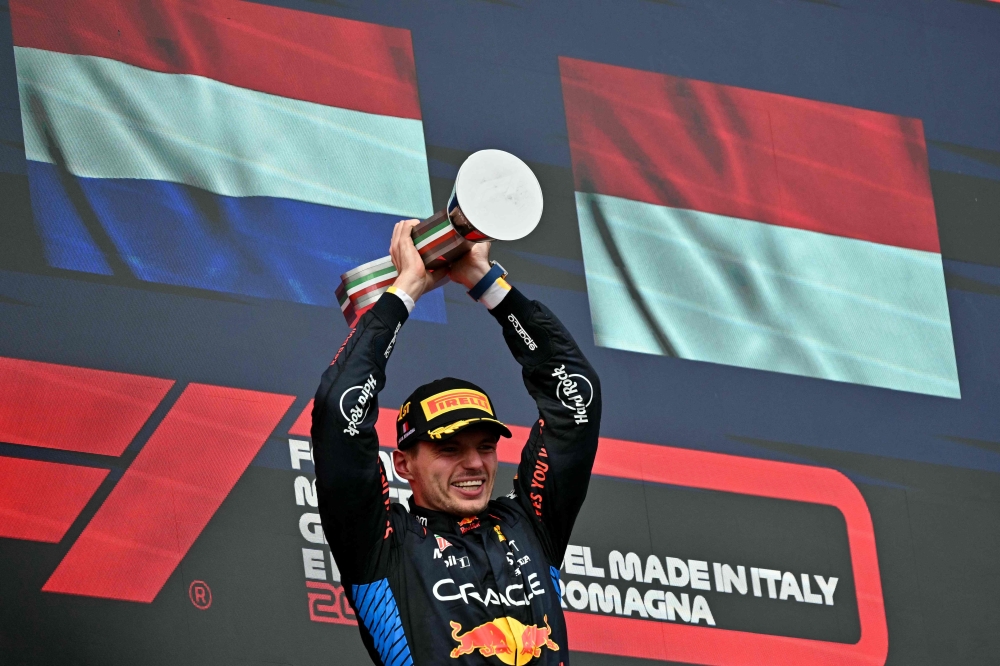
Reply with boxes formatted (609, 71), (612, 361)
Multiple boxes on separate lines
(1, 0), (999, 665)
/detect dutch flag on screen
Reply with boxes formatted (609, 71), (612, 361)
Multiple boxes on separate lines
(11, 0), (443, 322)
(560, 57), (960, 398)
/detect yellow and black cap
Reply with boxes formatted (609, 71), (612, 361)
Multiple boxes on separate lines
(396, 377), (512, 449)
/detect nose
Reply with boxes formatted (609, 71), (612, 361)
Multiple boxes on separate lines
(460, 446), (486, 471)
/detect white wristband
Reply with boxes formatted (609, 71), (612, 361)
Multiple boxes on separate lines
(479, 277), (511, 310)
(386, 286), (415, 313)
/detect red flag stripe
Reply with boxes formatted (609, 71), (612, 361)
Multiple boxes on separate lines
(560, 56), (940, 253)
(0, 356), (173, 456)
(0, 456), (108, 543)
(10, 0), (421, 120)
(43, 384), (293, 602)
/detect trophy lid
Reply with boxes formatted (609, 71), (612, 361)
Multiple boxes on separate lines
(453, 149), (543, 242)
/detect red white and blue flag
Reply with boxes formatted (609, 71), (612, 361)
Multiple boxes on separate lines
(561, 57), (960, 398)
(11, 0), (442, 320)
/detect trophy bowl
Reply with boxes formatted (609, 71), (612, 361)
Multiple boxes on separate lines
(448, 148), (543, 242)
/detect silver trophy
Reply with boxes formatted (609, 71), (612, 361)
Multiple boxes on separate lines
(337, 149), (543, 326)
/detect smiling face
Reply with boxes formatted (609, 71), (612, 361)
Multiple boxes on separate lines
(392, 426), (499, 517)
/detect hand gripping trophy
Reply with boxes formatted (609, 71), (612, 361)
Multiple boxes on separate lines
(336, 149), (543, 326)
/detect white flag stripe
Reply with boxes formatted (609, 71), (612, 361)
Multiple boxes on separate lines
(16, 47), (433, 219)
(577, 192), (960, 398)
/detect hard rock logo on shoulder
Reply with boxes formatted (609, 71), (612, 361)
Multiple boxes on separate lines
(421, 389), (493, 420)
(551, 365), (592, 425)
(340, 374), (378, 436)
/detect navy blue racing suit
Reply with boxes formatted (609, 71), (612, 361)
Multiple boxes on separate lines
(312, 285), (601, 665)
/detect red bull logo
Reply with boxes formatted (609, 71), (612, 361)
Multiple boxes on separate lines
(519, 617), (559, 660)
(458, 516), (481, 533)
(449, 615), (559, 664)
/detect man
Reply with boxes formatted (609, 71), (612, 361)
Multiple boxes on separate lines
(312, 219), (602, 665)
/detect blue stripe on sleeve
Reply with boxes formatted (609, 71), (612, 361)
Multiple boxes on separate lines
(351, 579), (413, 666)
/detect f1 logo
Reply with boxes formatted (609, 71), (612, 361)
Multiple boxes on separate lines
(0, 356), (294, 603)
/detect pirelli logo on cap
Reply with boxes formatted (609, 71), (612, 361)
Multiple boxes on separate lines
(420, 389), (493, 420)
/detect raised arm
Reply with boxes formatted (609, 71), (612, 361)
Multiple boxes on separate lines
(450, 243), (603, 564)
(312, 219), (437, 583)
(489, 286), (602, 564)
(311, 292), (408, 583)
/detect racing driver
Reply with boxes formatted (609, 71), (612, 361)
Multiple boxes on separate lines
(312, 219), (602, 665)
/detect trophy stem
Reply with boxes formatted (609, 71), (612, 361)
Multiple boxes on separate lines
(335, 211), (471, 327)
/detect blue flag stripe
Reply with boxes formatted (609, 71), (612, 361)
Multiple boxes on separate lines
(24, 160), (446, 322)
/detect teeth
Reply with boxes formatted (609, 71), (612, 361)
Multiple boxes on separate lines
(454, 480), (484, 488)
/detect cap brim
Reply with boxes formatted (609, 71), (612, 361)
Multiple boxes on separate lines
(426, 417), (512, 442)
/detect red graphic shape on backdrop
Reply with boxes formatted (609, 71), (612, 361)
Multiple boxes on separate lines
(560, 56), (939, 253)
(289, 399), (314, 437)
(0, 456), (108, 543)
(43, 384), (293, 602)
(0, 356), (173, 456)
(10, 0), (421, 120)
(559, 439), (887, 666)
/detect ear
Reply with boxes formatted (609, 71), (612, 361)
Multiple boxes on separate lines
(392, 449), (414, 482)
